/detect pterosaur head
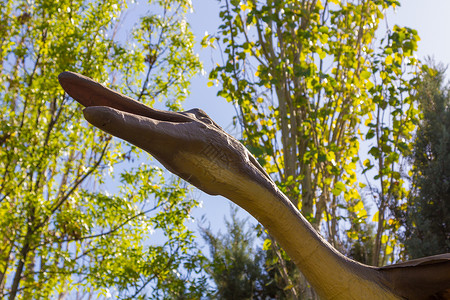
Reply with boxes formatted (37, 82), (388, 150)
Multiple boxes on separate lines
(58, 72), (274, 199)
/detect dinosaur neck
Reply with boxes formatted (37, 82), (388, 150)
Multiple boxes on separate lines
(227, 178), (399, 300)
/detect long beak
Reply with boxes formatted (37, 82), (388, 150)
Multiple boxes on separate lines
(58, 71), (192, 123)
(58, 71), (184, 159)
(58, 71), (274, 187)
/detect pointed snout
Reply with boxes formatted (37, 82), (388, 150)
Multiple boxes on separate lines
(58, 71), (192, 123)
(82, 105), (183, 160)
(82, 106), (126, 133)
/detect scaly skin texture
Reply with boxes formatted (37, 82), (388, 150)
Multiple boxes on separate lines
(59, 71), (450, 300)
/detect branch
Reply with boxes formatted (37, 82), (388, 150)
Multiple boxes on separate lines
(35, 140), (110, 231)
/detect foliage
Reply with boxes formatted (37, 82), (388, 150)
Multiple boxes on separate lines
(0, 0), (206, 298)
(400, 62), (450, 258)
(345, 198), (376, 264)
(203, 0), (421, 296)
(200, 206), (282, 299)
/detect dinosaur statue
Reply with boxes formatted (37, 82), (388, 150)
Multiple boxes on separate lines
(58, 71), (450, 300)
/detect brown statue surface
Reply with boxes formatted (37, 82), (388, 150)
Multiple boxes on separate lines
(59, 71), (450, 300)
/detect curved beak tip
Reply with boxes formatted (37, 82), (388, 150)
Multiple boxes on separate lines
(58, 71), (83, 103)
(82, 106), (95, 121)
(58, 71), (76, 86)
(82, 106), (112, 126)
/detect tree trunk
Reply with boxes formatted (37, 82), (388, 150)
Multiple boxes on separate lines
(8, 237), (30, 300)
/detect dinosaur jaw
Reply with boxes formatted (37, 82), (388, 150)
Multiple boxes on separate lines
(58, 71), (276, 198)
(58, 71), (191, 123)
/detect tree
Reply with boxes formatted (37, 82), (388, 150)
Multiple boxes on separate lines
(345, 197), (376, 265)
(401, 62), (450, 258)
(203, 0), (420, 296)
(64, 68), (450, 300)
(200, 206), (282, 299)
(0, 0), (206, 298)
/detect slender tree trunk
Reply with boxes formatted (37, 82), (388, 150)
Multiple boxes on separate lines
(8, 232), (32, 300)
(372, 106), (384, 267)
(372, 203), (385, 266)
(269, 237), (300, 300)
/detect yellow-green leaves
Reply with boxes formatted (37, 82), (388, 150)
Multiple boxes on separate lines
(208, 0), (421, 270)
(0, 0), (206, 298)
(332, 182), (346, 196)
(360, 70), (371, 80)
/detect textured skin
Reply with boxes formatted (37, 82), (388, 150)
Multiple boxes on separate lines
(59, 71), (450, 300)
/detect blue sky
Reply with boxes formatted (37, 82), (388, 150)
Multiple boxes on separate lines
(182, 0), (450, 233)
(118, 0), (450, 236)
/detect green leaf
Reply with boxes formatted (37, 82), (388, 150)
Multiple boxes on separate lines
(263, 238), (272, 251)
(332, 182), (346, 196)
(360, 70), (371, 80)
